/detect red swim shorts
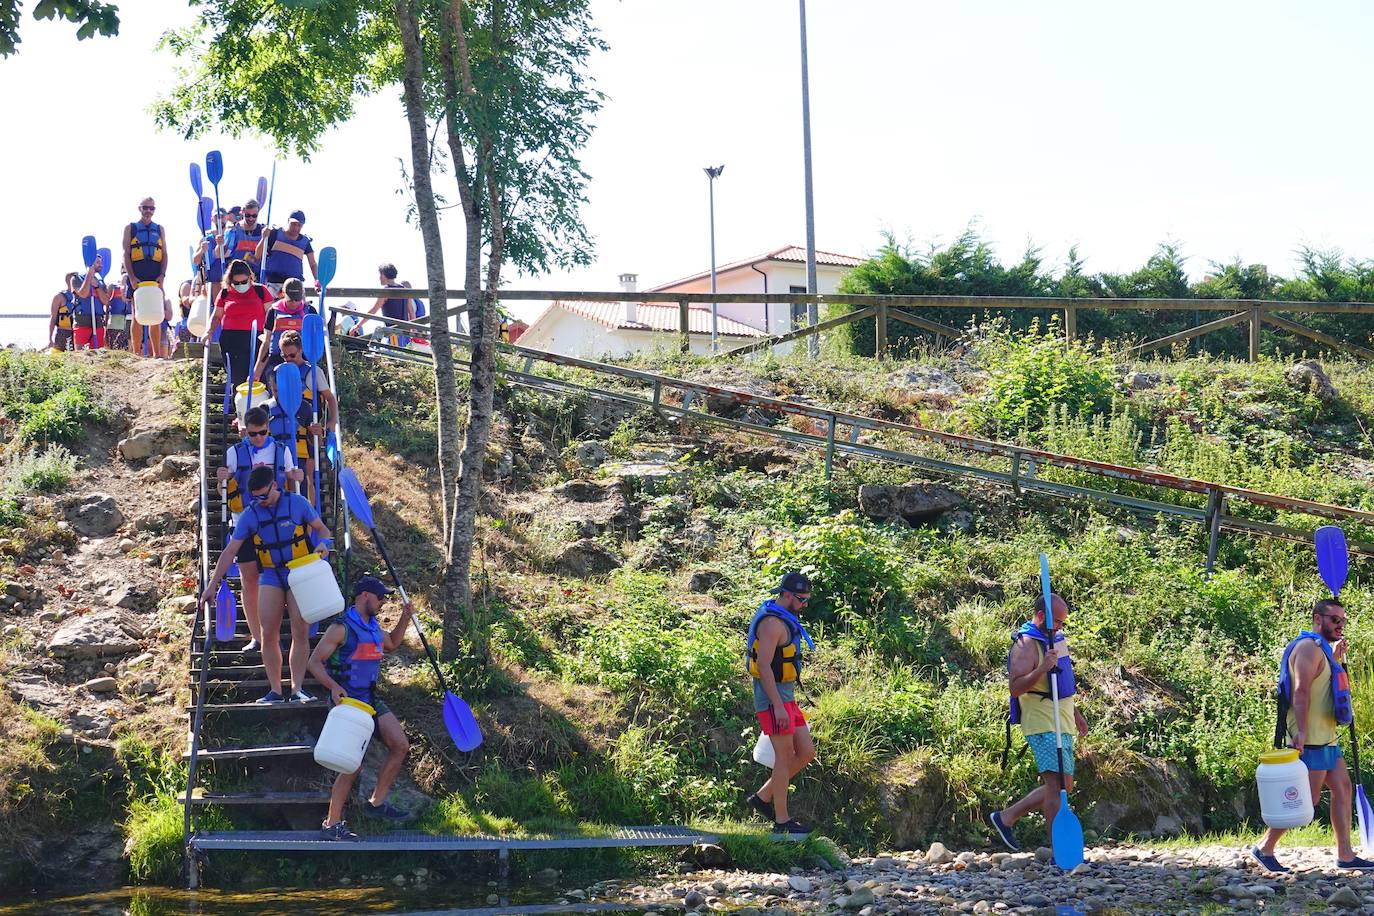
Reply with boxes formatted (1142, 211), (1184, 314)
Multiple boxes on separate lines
(757, 701), (807, 736)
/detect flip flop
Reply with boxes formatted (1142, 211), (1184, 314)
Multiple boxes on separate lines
(1249, 846), (1289, 873)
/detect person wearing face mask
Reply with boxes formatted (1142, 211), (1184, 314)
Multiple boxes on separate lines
(224, 199), (266, 281)
(207, 259), (272, 394)
(253, 278), (318, 381)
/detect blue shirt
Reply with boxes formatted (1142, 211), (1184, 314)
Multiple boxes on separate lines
(230, 491), (319, 567)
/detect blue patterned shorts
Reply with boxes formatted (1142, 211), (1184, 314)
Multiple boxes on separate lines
(1025, 731), (1075, 777)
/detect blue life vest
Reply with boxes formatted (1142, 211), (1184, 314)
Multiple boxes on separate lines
(746, 600), (815, 683)
(107, 290), (130, 316)
(239, 491), (315, 570)
(329, 607), (385, 696)
(263, 228), (312, 282)
(1275, 630), (1353, 747)
(129, 221), (165, 265)
(55, 291), (75, 329)
(201, 230), (226, 282)
(413, 297), (426, 319)
(225, 438), (288, 515)
(72, 276), (101, 321)
(226, 225), (265, 270)
(266, 302), (316, 356)
(1002, 622), (1076, 767)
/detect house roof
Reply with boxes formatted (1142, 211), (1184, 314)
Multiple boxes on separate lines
(648, 245), (864, 292)
(535, 300), (765, 337)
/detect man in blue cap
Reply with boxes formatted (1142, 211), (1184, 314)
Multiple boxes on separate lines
(308, 575), (415, 840)
(745, 570), (817, 835)
(256, 209), (318, 296)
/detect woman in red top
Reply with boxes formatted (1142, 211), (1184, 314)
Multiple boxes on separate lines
(207, 259), (272, 394)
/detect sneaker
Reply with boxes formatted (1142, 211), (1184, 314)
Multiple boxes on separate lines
(289, 689), (315, 703)
(363, 800), (410, 821)
(1337, 855), (1374, 870)
(255, 690), (285, 705)
(241, 639), (260, 654)
(1249, 846), (1288, 873)
(773, 819), (810, 836)
(320, 820), (358, 841)
(746, 792), (775, 822)
(989, 811), (1020, 852)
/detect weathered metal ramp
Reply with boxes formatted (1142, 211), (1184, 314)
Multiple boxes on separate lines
(190, 825), (717, 852)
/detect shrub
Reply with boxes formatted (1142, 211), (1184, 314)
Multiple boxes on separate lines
(0, 351), (108, 446)
(5, 445), (78, 495)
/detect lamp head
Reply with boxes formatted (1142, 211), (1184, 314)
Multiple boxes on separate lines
(704, 165), (725, 179)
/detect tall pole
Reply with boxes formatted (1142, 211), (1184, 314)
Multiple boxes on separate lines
(704, 165), (724, 352)
(799, 0), (819, 358)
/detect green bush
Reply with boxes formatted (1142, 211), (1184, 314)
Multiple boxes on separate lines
(0, 351), (108, 446)
(5, 445), (78, 495)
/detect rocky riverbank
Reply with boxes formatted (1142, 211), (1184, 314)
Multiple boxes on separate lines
(556, 843), (1374, 915)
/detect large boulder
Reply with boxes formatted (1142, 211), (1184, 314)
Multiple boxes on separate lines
(889, 366), (964, 404)
(117, 425), (194, 462)
(47, 610), (142, 659)
(858, 483), (963, 524)
(64, 493), (124, 537)
(554, 539), (621, 578)
(1286, 359), (1338, 404)
(874, 750), (950, 849)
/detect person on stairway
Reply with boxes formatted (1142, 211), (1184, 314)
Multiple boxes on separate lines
(200, 465), (333, 704)
(309, 575), (415, 840)
(216, 406), (302, 654)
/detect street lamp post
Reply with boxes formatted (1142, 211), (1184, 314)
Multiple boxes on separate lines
(799, 0), (819, 357)
(704, 164), (725, 352)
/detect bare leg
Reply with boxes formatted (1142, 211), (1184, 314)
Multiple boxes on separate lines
(128, 320), (141, 356)
(1260, 768), (1328, 855)
(1042, 772), (1074, 828)
(760, 732), (797, 823)
(257, 585), (287, 696)
(1000, 782), (1049, 827)
(369, 713), (411, 805)
(239, 561), (262, 645)
(326, 768), (359, 827)
(1330, 760), (1355, 861)
(285, 591), (310, 695)
(756, 727), (816, 802)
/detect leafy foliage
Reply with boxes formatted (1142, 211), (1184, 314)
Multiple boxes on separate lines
(0, 350), (108, 446)
(1, 0), (119, 58)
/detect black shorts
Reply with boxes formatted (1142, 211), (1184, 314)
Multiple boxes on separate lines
(235, 537), (259, 566)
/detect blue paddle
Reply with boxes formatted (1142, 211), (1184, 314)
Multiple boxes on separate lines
(302, 313), (326, 511)
(197, 196), (213, 235)
(255, 175), (267, 208)
(214, 580), (236, 642)
(190, 162), (203, 199)
(317, 246), (337, 314)
(265, 161), (277, 227)
(339, 468), (482, 752)
(96, 246), (113, 282)
(273, 361), (304, 494)
(79, 236), (97, 349)
(1040, 553), (1084, 871)
(205, 151), (224, 236)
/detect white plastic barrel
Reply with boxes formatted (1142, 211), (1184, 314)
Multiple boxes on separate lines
(187, 296), (210, 337)
(234, 381), (268, 419)
(286, 554), (345, 623)
(314, 697), (375, 774)
(133, 284), (163, 325)
(1257, 748), (1313, 828)
(753, 731), (776, 768)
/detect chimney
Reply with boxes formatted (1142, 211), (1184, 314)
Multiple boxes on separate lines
(618, 272), (638, 323)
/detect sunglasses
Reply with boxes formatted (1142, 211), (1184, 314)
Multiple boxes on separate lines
(246, 429), (270, 438)
(243, 212), (259, 219)
(250, 488), (273, 502)
(1323, 613), (1348, 625)
(141, 206), (156, 211)
(792, 593), (811, 604)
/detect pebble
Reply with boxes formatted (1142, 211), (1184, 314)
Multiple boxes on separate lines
(84, 676), (117, 693)
(118, 539), (135, 553)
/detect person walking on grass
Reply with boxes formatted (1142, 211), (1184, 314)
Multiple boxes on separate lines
(1251, 599), (1374, 872)
(308, 575), (415, 840)
(745, 571), (817, 836)
(200, 465), (332, 704)
(989, 591), (1088, 852)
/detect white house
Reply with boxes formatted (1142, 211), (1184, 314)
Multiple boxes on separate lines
(520, 245), (862, 358)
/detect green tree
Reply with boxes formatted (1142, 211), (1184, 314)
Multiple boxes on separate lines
(1, 0), (118, 57)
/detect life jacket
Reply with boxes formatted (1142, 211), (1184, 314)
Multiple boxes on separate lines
(246, 492), (313, 570)
(268, 366), (317, 433)
(263, 228), (311, 280)
(381, 283), (409, 321)
(1002, 622), (1076, 767)
(201, 230), (226, 279)
(225, 438), (288, 515)
(55, 291), (74, 329)
(413, 297), (427, 319)
(129, 221), (165, 265)
(328, 607), (386, 694)
(71, 277), (101, 321)
(746, 600), (815, 683)
(1275, 630), (1353, 748)
(266, 302), (315, 356)
(106, 290), (130, 316)
(229, 225), (265, 267)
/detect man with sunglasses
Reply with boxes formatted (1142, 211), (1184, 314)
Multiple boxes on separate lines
(217, 406), (303, 654)
(745, 571), (817, 835)
(1252, 599), (1374, 871)
(122, 197), (167, 290)
(201, 465), (333, 704)
(224, 198), (266, 281)
(265, 330), (337, 505)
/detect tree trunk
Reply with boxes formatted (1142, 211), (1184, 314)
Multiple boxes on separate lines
(395, 0), (465, 603)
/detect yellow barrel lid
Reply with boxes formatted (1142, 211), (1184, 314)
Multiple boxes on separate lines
(337, 696), (375, 716)
(235, 380), (267, 394)
(1259, 748), (1301, 765)
(286, 553), (320, 569)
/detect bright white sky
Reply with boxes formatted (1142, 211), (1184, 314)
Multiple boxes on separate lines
(5, 0), (1374, 348)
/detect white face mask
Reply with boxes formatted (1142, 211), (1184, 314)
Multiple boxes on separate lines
(232, 281), (251, 293)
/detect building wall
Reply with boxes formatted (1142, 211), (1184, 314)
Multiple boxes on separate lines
(518, 309), (740, 359)
(656, 262), (852, 335)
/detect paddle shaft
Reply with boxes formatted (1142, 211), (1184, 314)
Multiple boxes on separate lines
(364, 524), (456, 698)
(265, 161), (277, 228)
(309, 363), (321, 511)
(1039, 556), (1068, 792)
(318, 283), (351, 583)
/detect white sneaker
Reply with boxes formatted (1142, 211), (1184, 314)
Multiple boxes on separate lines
(289, 689), (315, 703)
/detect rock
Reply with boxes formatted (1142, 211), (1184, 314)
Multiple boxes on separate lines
(2, 624), (17, 638)
(573, 441), (609, 469)
(693, 844), (730, 868)
(684, 891), (705, 908)
(127, 652), (155, 668)
(157, 455), (198, 479)
(889, 366), (964, 403)
(118, 539), (136, 554)
(935, 508), (975, 536)
(37, 610), (60, 624)
(857, 483), (963, 525)
(48, 610), (141, 658)
(83, 676), (117, 693)
(117, 426), (194, 462)
(136, 680), (157, 696)
(955, 851), (976, 866)
(842, 887), (874, 909)
(167, 596), (198, 614)
(1033, 846), (1052, 864)
(134, 511), (178, 534)
(5, 581), (32, 601)
(925, 842), (954, 865)
(1327, 886), (1361, 909)
(687, 570), (723, 593)
(105, 582), (148, 610)
(1152, 813), (1184, 837)
(1286, 359), (1337, 403)
(1124, 371), (1161, 390)
(1023, 892), (1051, 906)
(600, 460), (687, 495)
(554, 539), (621, 578)
(65, 494), (124, 538)
(705, 726), (741, 757)
(788, 876), (812, 893)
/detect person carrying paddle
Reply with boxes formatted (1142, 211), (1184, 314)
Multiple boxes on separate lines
(308, 575), (416, 839)
(70, 259), (108, 351)
(745, 571), (817, 836)
(989, 591), (1088, 852)
(267, 330), (336, 505)
(193, 207), (229, 304)
(256, 210), (318, 296)
(206, 259), (271, 393)
(1251, 599), (1374, 872)
(200, 465), (333, 704)
(49, 273), (78, 351)
(252, 279), (318, 380)
(224, 198), (265, 281)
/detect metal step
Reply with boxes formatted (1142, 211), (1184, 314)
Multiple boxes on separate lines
(189, 825), (720, 852)
(186, 699), (329, 713)
(180, 790), (331, 806)
(184, 743), (315, 762)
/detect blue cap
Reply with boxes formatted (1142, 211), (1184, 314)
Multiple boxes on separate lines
(353, 575), (393, 598)
(288, 209), (305, 224)
(770, 571), (812, 595)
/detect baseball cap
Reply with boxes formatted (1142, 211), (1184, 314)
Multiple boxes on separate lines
(770, 571), (812, 595)
(353, 575), (393, 598)
(288, 209), (305, 224)
(227, 206), (243, 218)
(283, 278), (305, 300)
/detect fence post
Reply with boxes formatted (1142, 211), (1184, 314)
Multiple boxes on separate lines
(1248, 307), (1261, 361)
(679, 300), (690, 353)
(875, 302), (888, 359)
(1204, 488), (1223, 575)
(1064, 305), (1077, 343)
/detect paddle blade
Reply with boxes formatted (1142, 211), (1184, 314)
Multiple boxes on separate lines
(1051, 789), (1085, 870)
(214, 582), (236, 642)
(302, 313), (325, 363)
(1316, 526), (1349, 598)
(190, 162), (203, 197)
(96, 247), (112, 279)
(273, 362), (303, 417)
(317, 246), (338, 288)
(205, 150), (224, 186)
(338, 467), (375, 528)
(324, 431), (340, 466)
(81, 235), (97, 268)
(443, 692), (483, 752)
(1038, 553), (1053, 627)
(198, 196), (213, 235)
(255, 176), (267, 205)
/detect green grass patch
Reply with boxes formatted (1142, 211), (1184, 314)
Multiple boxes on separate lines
(0, 350), (108, 446)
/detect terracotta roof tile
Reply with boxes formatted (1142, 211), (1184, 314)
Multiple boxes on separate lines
(552, 300), (765, 337)
(648, 245), (862, 291)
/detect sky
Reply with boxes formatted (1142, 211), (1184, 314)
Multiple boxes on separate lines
(5, 0), (1374, 348)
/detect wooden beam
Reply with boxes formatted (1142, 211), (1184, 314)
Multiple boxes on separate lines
(678, 300), (690, 354)
(1249, 307), (1261, 361)
(722, 306), (878, 358)
(1130, 311), (1250, 356)
(1064, 305), (1077, 341)
(875, 302), (888, 358)
(885, 309), (962, 339)
(1262, 313), (1374, 361)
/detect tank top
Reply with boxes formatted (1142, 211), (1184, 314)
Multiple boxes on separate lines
(1017, 639), (1075, 737)
(1287, 646), (1337, 747)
